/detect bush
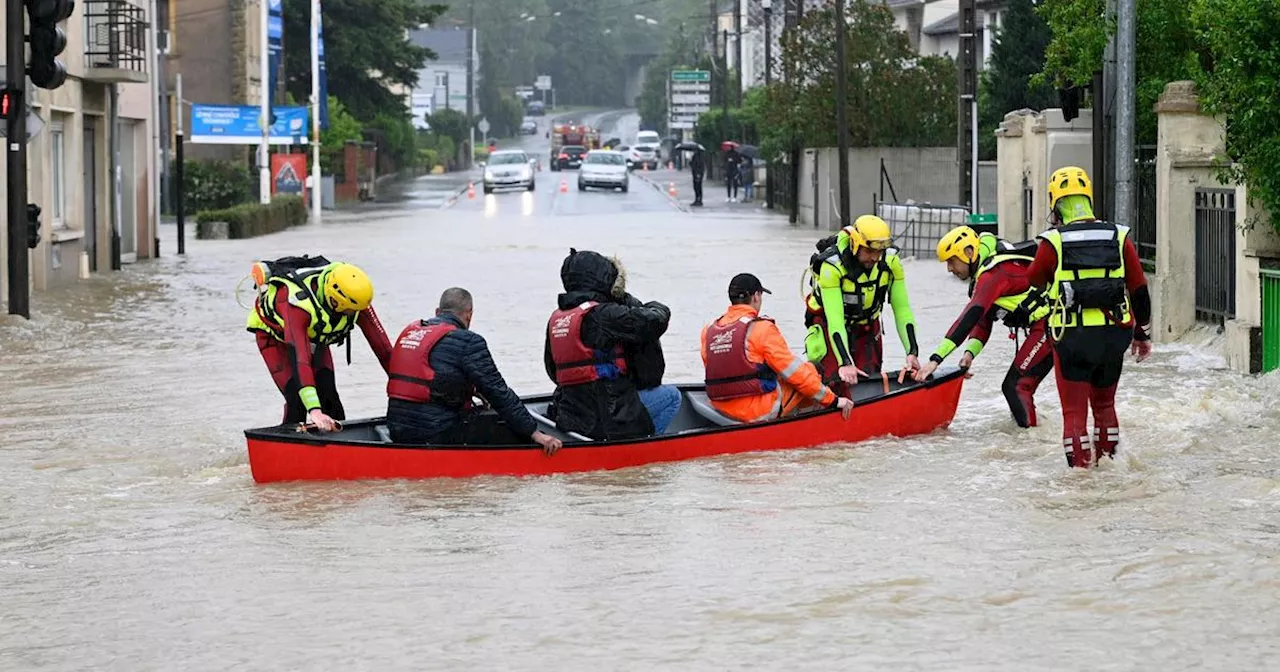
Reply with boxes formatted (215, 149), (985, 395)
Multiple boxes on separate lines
(195, 196), (307, 240)
(183, 159), (253, 215)
(474, 147), (491, 163)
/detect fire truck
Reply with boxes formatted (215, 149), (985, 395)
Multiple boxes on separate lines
(550, 122), (601, 170)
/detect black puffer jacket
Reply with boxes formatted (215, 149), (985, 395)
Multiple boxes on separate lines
(542, 250), (672, 440)
(387, 313), (538, 441)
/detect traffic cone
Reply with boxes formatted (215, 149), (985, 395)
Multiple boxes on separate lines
(667, 161), (674, 170)
(643, 163), (649, 172)
(559, 180), (568, 193)
(467, 182), (476, 199)
(668, 182), (677, 197)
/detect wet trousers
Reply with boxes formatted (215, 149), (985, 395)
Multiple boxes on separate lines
(1051, 325), (1133, 468)
(692, 175), (704, 205)
(256, 331), (345, 424)
(1002, 320), (1055, 428)
(805, 311), (883, 396)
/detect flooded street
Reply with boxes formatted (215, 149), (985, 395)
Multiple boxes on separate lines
(4, 111), (1280, 670)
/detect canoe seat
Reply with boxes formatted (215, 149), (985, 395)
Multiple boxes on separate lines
(684, 391), (744, 427)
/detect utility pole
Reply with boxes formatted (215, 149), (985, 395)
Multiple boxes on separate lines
(833, 0), (850, 229)
(466, 0), (475, 169)
(6, 0), (29, 317)
(733, 0), (742, 107)
(1114, 0), (1135, 226)
(258, 0), (271, 204)
(786, 0), (802, 224)
(764, 0), (774, 210)
(957, 0), (977, 211)
(709, 0), (718, 58)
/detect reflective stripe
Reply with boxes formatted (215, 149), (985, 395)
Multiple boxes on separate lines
(1058, 229), (1117, 243)
(810, 386), (831, 402)
(778, 358), (804, 379)
(750, 393), (784, 423)
(299, 385), (320, 411)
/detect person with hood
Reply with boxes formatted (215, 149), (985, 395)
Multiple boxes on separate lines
(689, 149), (705, 207)
(723, 146), (742, 202)
(544, 249), (680, 440)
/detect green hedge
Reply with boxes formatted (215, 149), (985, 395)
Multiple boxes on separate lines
(195, 196), (307, 240)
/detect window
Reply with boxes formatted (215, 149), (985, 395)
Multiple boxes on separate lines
(434, 72), (447, 87)
(50, 123), (65, 228)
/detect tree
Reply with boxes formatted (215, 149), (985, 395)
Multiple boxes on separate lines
(637, 26), (707, 133)
(978, 0), (1055, 158)
(760, 2), (956, 154)
(281, 0), (447, 123)
(320, 95), (363, 174)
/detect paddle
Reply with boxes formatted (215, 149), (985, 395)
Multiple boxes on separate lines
(528, 409), (593, 442)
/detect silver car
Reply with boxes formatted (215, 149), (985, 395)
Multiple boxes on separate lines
(578, 151), (629, 192)
(482, 150), (537, 193)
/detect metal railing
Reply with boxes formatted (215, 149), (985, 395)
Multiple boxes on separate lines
(876, 200), (971, 260)
(1134, 145), (1158, 265)
(83, 0), (149, 72)
(1193, 187), (1237, 324)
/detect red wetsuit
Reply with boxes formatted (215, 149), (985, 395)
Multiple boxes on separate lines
(1027, 231), (1152, 466)
(256, 289), (392, 423)
(933, 258), (1053, 428)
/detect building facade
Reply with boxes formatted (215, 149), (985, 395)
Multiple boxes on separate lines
(407, 27), (478, 130)
(0, 0), (157, 303)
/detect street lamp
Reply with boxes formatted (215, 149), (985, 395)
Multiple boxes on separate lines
(762, 0), (774, 210)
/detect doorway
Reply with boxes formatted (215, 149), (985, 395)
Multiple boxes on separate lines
(84, 120), (98, 271)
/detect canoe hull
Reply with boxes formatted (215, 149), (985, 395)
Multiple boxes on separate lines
(245, 369), (966, 483)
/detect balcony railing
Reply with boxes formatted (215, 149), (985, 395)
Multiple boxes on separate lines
(83, 0), (149, 83)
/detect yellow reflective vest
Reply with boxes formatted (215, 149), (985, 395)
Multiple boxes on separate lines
(1037, 221), (1132, 332)
(245, 263), (356, 346)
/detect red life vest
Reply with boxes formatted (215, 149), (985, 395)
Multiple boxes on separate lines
(386, 320), (473, 406)
(547, 301), (629, 386)
(703, 315), (778, 401)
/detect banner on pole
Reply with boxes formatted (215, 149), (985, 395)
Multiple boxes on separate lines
(269, 0), (284, 102)
(272, 153), (309, 204)
(318, 0), (330, 130)
(190, 104), (310, 144)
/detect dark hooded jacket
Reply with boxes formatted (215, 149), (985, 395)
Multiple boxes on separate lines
(543, 250), (672, 440)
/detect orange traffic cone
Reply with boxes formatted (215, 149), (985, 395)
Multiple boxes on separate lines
(467, 182), (476, 199)
(559, 180), (568, 193)
(667, 161), (674, 170)
(643, 163), (649, 172)
(668, 182), (677, 197)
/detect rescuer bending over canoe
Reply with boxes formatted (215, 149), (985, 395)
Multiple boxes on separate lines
(385, 288), (562, 455)
(701, 273), (854, 422)
(245, 256), (392, 432)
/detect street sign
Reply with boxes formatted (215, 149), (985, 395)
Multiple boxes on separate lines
(670, 70), (711, 82)
(477, 117), (490, 134)
(535, 75), (552, 91)
(671, 83), (711, 94)
(671, 93), (710, 105)
(669, 120), (694, 129)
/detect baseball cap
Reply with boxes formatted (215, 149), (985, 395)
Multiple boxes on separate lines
(728, 273), (771, 299)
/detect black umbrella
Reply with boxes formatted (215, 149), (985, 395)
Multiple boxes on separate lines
(739, 144), (759, 158)
(674, 141), (704, 152)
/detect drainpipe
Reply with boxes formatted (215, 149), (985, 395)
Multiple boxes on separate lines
(109, 83), (122, 271)
(149, 0), (163, 256)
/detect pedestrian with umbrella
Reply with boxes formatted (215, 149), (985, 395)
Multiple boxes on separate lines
(676, 141), (705, 207)
(722, 141), (742, 202)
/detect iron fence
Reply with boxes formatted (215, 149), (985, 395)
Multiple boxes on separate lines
(876, 200), (971, 260)
(1134, 145), (1158, 265)
(1193, 187), (1237, 324)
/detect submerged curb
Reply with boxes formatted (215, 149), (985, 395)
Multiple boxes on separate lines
(634, 172), (689, 213)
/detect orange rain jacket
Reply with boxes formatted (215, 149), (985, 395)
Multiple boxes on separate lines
(699, 304), (838, 422)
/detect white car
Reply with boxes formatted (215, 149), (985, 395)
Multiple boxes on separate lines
(632, 130), (662, 168)
(482, 150), (537, 193)
(578, 151), (629, 192)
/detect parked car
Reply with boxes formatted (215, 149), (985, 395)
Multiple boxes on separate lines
(634, 130), (662, 162)
(626, 144), (658, 171)
(578, 150), (629, 192)
(554, 145), (588, 170)
(520, 119), (538, 135)
(482, 150), (537, 193)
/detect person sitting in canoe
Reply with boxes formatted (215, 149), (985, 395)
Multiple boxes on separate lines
(246, 255), (392, 432)
(386, 288), (562, 455)
(803, 215), (921, 394)
(914, 226), (1054, 428)
(702, 273), (855, 422)
(544, 248), (679, 440)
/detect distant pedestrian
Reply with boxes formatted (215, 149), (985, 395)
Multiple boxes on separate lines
(690, 150), (705, 207)
(740, 154), (755, 202)
(723, 147), (741, 202)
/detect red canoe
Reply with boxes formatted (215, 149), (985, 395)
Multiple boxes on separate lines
(244, 367), (967, 483)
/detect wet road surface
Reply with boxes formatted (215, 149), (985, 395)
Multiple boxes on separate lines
(3, 111), (1280, 670)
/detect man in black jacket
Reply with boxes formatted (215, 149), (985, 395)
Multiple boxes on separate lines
(544, 249), (679, 440)
(387, 287), (562, 454)
(689, 149), (705, 207)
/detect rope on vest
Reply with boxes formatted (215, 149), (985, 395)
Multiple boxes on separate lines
(235, 275), (256, 310)
(799, 266), (813, 301)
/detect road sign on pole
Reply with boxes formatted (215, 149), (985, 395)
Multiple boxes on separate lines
(669, 70), (711, 131)
(477, 117), (490, 134)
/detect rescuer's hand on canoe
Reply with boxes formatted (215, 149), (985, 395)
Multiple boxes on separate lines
(533, 431), (563, 456)
(836, 397), (855, 420)
(837, 364), (866, 385)
(307, 409), (339, 432)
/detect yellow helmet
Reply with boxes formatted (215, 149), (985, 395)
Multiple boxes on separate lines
(842, 215), (894, 252)
(322, 263), (374, 313)
(1047, 166), (1093, 211)
(937, 225), (980, 264)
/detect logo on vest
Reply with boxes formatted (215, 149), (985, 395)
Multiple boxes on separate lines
(708, 329), (735, 355)
(550, 314), (574, 338)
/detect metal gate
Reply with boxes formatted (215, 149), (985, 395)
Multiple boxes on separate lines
(1193, 188), (1237, 324)
(1134, 145), (1157, 265)
(1262, 268), (1280, 373)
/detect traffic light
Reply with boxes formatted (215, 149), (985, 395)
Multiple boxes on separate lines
(26, 203), (42, 249)
(1, 88), (13, 118)
(27, 0), (76, 90)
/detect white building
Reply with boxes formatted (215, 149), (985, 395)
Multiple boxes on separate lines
(407, 27), (478, 130)
(0, 0), (158, 302)
(883, 0), (1008, 68)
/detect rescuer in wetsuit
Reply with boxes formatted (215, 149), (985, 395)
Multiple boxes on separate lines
(915, 226), (1054, 428)
(1026, 166), (1153, 468)
(245, 256), (392, 432)
(803, 215), (921, 393)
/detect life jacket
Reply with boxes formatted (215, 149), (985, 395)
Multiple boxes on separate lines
(1038, 220), (1132, 332)
(245, 257), (356, 347)
(972, 252), (1051, 328)
(386, 320), (473, 408)
(807, 245), (894, 325)
(702, 315), (779, 401)
(547, 301), (629, 386)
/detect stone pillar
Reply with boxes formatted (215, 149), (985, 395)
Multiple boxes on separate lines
(1225, 187), (1279, 373)
(995, 110), (1029, 241)
(1151, 81), (1226, 344)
